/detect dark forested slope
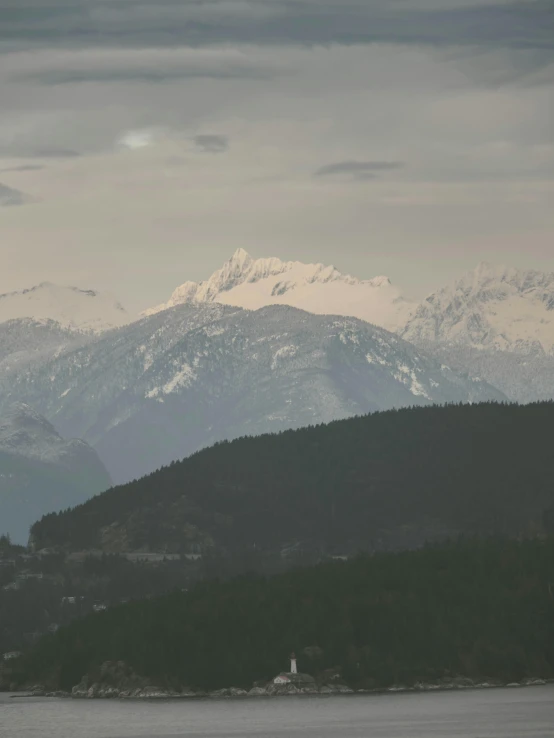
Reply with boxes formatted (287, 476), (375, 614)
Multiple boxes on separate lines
(10, 538), (554, 692)
(30, 402), (554, 554)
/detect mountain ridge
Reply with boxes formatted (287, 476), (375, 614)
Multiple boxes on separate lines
(30, 401), (554, 555)
(0, 282), (133, 333)
(144, 248), (413, 332)
(0, 303), (504, 484)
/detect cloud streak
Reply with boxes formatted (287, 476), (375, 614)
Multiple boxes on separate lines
(314, 160), (404, 180)
(194, 134), (228, 153)
(0, 164), (45, 173)
(10, 47), (287, 87)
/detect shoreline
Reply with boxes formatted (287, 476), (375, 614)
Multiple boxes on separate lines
(8, 677), (551, 701)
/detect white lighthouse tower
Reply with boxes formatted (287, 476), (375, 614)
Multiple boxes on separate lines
(290, 652), (297, 674)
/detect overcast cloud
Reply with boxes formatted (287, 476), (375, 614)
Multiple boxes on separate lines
(0, 0), (552, 311)
(2, 1), (553, 56)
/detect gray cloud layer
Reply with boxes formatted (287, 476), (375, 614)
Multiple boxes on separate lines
(2, 0), (553, 56)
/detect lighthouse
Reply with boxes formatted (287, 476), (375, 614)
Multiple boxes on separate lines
(290, 652), (297, 674)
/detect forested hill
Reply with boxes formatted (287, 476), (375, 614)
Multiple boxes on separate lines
(31, 402), (554, 554)
(9, 538), (554, 692)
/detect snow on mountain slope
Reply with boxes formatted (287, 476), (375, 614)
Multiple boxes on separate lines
(0, 283), (133, 333)
(401, 262), (554, 356)
(0, 403), (111, 542)
(145, 248), (415, 332)
(0, 303), (504, 484)
(0, 318), (88, 375)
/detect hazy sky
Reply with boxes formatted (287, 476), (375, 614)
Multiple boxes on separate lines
(1, 0), (553, 312)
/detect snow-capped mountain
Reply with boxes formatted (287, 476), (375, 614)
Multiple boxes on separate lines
(397, 262), (554, 402)
(145, 248), (415, 332)
(401, 262), (554, 356)
(0, 304), (503, 484)
(0, 283), (133, 333)
(0, 403), (111, 542)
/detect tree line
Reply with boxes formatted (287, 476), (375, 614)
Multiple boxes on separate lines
(31, 402), (554, 554)
(10, 537), (554, 692)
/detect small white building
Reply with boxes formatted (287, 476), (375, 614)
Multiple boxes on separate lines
(273, 674), (292, 685)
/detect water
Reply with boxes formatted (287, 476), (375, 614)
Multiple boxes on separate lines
(1, 686), (553, 738)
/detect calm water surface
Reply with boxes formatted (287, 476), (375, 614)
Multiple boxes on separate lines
(1, 686), (553, 738)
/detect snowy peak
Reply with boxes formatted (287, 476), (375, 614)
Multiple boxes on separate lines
(0, 282), (133, 333)
(145, 250), (414, 331)
(402, 263), (554, 355)
(452, 261), (552, 295)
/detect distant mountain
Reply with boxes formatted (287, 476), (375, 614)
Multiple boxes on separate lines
(0, 283), (133, 333)
(0, 318), (87, 375)
(416, 344), (554, 406)
(401, 262), (554, 356)
(0, 304), (503, 484)
(399, 263), (554, 402)
(0, 404), (111, 543)
(30, 402), (554, 555)
(145, 248), (415, 332)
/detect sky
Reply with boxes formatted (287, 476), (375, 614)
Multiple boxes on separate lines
(0, 0), (553, 313)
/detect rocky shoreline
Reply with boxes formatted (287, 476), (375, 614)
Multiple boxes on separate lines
(11, 660), (550, 701)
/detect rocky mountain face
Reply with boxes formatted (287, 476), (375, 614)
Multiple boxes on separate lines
(0, 283), (133, 333)
(145, 248), (415, 332)
(401, 262), (554, 354)
(0, 404), (111, 543)
(399, 263), (554, 401)
(0, 304), (503, 485)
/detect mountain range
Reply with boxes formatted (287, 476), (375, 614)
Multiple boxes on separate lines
(0, 303), (500, 485)
(147, 251), (554, 357)
(149, 251), (554, 402)
(1, 249), (554, 537)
